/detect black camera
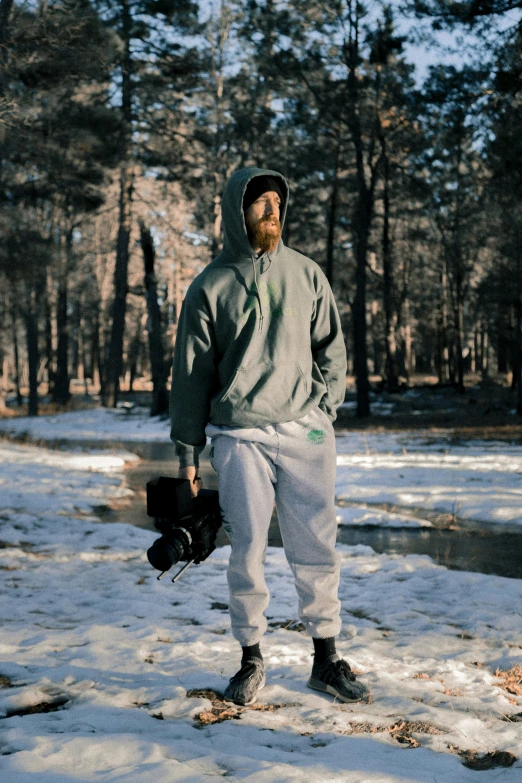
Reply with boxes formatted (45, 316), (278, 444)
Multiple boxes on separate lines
(146, 476), (222, 582)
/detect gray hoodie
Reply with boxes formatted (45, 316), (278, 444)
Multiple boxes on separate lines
(170, 167), (347, 468)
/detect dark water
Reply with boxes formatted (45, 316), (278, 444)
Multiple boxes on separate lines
(82, 439), (522, 581)
(336, 526), (522, 580)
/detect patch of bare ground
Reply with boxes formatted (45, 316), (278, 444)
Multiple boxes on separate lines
(344, 718), (445, 748)
(188, 689), (445, 749)
(447, 745), (517, 770)
(411, 672), (464, 697)
(0, 675), (13, 689)
(345, 717), (516, 764)
(336, 415), (522, 442)
(267, 619), (306, 633)
(0, 392), (100, 420)
(501, 712), (522, 722)
(3, 697), (69, 718)
(494, 665), (522, 696)
(335, 499), (461, 529)
(186, 689), (299, 727)
(336, 376), (522, 441)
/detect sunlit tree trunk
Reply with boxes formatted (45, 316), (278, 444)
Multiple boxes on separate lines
(140, 222), (169, 416)
(103, 0), (133, 407)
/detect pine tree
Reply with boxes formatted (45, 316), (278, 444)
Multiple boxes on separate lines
(0, 0), (118, 410)
(420, 64), (488, 392)
(94, 0), (201, 407)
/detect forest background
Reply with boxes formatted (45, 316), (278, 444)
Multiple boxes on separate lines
(1, 0), (522, 421)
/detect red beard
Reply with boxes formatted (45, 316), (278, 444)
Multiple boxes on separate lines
(247, 215), (282, 253)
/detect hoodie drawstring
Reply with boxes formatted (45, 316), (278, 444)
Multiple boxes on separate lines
(252, 255), (264, 332)
(252, 252), (273, 332)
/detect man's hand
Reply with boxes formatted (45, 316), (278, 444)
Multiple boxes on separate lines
(178, 466), (203, 497)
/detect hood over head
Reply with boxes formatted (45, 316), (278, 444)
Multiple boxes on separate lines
(220, 167), (289, 262)
(243, 175), (285, 212)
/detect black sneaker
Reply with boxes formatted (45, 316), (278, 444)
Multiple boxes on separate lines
(223, 657), (265, 706)
(307, 654), (370, 703)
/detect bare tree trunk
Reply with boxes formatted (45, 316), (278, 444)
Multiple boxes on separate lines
(0, 356), (7, 410)
(24, 286), (39, 416)
(370, 299), (381, 376)
(0, 293), (6, 410)
(454, 278), (465, 394)
(352, 198), (371, 416)
(77, 306), (88, 394)
(174, 260), (183, 326)
(91, 308), (100, 391)
(448, 341), (456, 386)
(208, 3), (233, 258)
(44, 270), (55, 393)
(103, 0), (133, 408)
(438, 263), (451, 383)
(127, 322), (141, 393)
(513, 304), (522, 416)
(103, 170), (133, 406)
(345, 9), (375, 418)
(70, 294), (80, 381)
(52, 229), (72, 405)
(481, 329), (489, 378)
(474, 325), (481, 374)
(52, 276), (69, 402)
(403, 297), (413, 379)
(11, 303), (22, 405)
(211, 192), (222, 258)
(0, 0), (14, 100)
(380, 137), (399, 392)
(326, 133), (341, 286)
(140, 222), (169, 416)
(515, 255), (522, 415)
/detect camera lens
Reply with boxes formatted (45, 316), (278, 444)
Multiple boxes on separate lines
(147, 532), (186, 572)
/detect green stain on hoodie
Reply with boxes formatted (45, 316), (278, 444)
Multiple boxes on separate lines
(170, 167), (347, 468)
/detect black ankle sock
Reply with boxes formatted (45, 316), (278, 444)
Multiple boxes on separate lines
(312, 637), (337, 665)
(241, 643), (262, 665)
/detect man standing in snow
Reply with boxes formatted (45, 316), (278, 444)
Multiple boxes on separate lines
(170, 167), (370, 706)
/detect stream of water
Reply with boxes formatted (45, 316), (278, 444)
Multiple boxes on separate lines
(94, 440), (522, 581)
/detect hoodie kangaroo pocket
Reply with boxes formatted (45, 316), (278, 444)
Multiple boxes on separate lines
(218, 361), (309, 418)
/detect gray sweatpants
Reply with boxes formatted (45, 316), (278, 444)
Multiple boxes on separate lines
(205, 406), (341, 646)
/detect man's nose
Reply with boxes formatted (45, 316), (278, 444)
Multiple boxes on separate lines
(265, 201), (277, 216)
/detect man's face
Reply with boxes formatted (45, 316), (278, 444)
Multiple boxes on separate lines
(244, 190), (282, 253)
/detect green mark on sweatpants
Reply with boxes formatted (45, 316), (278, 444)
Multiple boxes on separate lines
(209, 446), (214, 459)
(307, 429), (325, 444)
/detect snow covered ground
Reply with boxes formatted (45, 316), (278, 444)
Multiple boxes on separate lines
(335, 432), (522, 529)
(0, 406), (169, 444)
(1, 409), (522, 528)
(0, 409), (521, 781)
